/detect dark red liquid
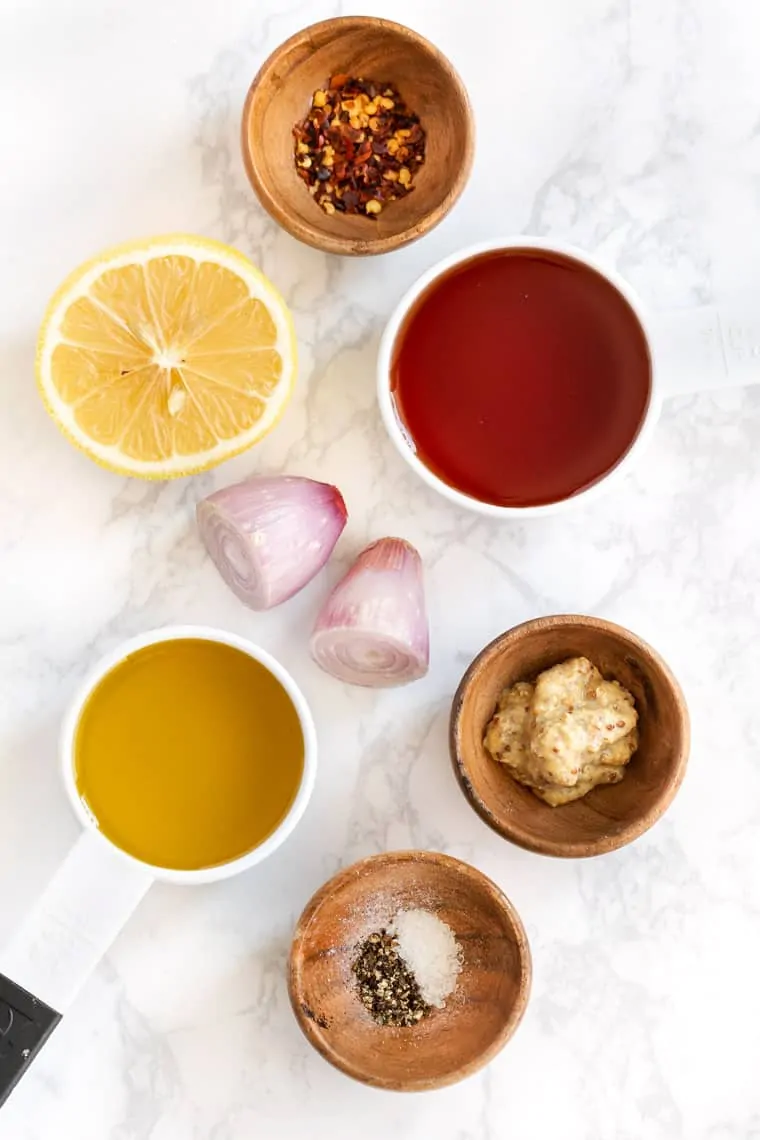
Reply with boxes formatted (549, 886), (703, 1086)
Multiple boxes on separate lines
(390, 249), (651, 507)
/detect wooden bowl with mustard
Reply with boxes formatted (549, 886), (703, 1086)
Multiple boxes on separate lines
(241, 17), (474, 256)
(450, 615), (690, 858)
(288, 851), (531, 1090)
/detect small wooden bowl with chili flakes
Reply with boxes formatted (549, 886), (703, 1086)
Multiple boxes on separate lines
(241, 16), (474, 256)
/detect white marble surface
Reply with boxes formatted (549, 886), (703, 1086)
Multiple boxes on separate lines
(2, 0), (760, 1135)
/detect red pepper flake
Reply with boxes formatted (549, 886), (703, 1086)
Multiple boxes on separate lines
(292, 76), (426, 219)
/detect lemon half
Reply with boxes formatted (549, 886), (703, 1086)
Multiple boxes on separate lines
(36, 235), (297, 478)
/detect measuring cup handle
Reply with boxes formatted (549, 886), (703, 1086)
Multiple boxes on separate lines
(0, 830), (152, 1107)
(650, 300), (760, 397)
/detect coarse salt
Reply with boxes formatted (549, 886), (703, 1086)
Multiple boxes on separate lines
(389, 908), (462, 1008)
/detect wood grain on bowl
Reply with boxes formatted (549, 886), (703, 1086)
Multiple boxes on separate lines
(288, 851), (531, 1091)
(450, 615), (690, 858)
(241, 17), (474, 256)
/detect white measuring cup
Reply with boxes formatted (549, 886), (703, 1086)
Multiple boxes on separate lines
(378, 236), (760, 518)
(0, 626), (317, 1104)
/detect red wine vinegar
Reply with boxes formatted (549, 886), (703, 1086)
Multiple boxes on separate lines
(390, 249), (651, 507)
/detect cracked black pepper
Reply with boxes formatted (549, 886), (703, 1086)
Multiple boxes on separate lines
(351, 929), (430, 1027)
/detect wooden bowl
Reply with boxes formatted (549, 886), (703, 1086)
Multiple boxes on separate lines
(450, 616), (690, 858)
(241, 17), (474, 256)
(289, 851), (531, 1090)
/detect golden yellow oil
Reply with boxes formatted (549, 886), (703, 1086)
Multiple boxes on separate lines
(74, 638), (305, 871)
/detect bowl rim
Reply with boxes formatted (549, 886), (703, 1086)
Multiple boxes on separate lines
(240, 15), (475, 257)
(288, 849), (532, 1091)
(449, 614), (690, 858)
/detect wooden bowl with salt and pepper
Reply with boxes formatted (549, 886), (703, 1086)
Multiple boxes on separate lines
(451, 615), (690, 858)
(289, 851), (531, 1091)
(241, 16), (474, 256)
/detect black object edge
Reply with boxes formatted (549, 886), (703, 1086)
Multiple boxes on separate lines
(0, 973), (61, 1107)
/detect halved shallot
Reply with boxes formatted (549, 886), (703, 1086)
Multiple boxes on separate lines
(310, 537), (429, 687)
(197, 475), (347, 610)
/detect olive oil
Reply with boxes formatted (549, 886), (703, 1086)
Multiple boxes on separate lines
(74, 639), (304, 871)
